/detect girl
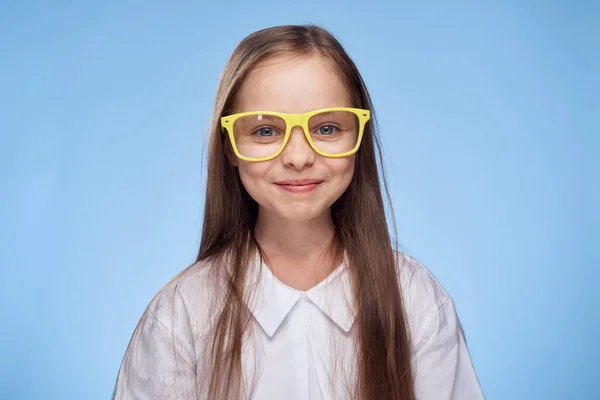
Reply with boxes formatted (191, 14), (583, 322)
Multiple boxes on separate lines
(112, 25), (485, 400)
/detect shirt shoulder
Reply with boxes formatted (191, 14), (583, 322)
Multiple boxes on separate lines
(113, 260), (225, 399)
(396, 252), (450, 308)
(144, 257), (228, 341)
(395, 252), (486, 398)
(395, 252), (453, 349)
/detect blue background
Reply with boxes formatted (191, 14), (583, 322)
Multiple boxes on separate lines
(1, 1), (597, 399)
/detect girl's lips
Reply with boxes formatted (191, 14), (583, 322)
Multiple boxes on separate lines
(275, 179), (324, 185)
(274, 180), (323, 193)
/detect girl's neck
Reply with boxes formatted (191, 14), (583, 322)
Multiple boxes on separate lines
(254, 209), (342, 291)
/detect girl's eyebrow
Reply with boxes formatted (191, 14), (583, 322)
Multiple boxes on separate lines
(311, 111), (334, 117)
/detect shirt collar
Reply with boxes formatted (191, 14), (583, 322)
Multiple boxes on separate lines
(245, 251), (357, 337)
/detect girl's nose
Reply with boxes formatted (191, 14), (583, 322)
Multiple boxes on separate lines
(280, 126), (315, 169)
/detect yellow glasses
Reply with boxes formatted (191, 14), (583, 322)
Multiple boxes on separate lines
(220, 107), (370, 162)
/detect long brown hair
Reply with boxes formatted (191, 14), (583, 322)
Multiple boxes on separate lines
(197, 24), (414, 399)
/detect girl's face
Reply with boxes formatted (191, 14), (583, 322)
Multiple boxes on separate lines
(231, 55), (356, 223)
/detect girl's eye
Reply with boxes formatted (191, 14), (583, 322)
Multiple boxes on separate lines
(254, 127), (276, 137)
(317, 125), (338, 135)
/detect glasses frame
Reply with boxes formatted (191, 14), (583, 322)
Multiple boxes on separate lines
(220, 107), (371, 162)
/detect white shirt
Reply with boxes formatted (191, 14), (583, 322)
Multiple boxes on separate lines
(112, 252), (485, 399)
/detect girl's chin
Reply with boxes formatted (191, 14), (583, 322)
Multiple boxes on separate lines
(279, 206), (330, 222)
(258, 204), (329, 223)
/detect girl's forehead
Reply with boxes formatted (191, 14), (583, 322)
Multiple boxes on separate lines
(234, 55), (353, 113)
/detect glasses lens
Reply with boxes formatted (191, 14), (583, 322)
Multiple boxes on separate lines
(308, 111), (359, 155)
(233, 114), (286, 159)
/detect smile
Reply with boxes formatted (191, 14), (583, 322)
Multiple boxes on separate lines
(274, 179), (323, 194)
